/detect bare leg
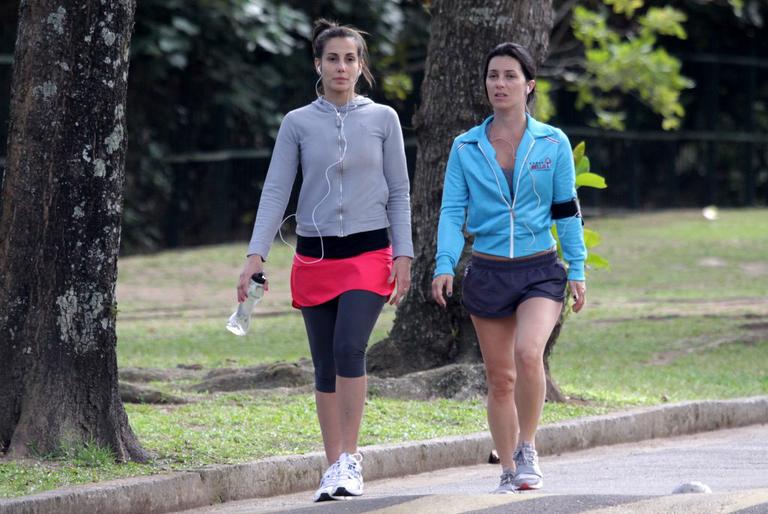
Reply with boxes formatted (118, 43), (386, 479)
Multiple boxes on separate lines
(315, 391), (342, 465)
(472, 314), (518, 471)
(513, 297), (563, 445)
(336, 375), (367, 454)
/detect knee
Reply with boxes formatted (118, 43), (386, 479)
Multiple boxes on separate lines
(485, 369), (516, 398)
(515, 346), (544, 374)
(334, 344), (366, 379)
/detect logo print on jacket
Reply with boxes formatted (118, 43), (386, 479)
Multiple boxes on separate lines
(530, 157), (552, 171)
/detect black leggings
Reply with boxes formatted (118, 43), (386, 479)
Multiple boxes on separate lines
(301, 290), (386, 393)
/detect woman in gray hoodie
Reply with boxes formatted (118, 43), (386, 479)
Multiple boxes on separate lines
(236, 19), (413, 502)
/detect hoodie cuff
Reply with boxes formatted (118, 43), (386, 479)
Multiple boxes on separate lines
(433, 256), (456, 279)
(566, 260), (585, 281)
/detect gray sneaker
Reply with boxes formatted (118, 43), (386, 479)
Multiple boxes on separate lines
(513, 443), (543, 490)
(492, 469), (517, 494)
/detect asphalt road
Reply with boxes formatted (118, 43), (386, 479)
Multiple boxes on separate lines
(178, 424), (768, 513)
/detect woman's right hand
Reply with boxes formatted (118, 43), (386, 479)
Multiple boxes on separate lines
(431, 274), (454, 308)
(237, 255), (268, 302)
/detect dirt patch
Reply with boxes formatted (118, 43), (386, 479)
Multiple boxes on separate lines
(741, 322), (768, 331)
(649, 329), (767, 366)
(368, 364), (488, 401)
(120, 367), (205, 382)
(697, 257), (726, 267)
(115, 361), (602, 405)
(119, 382), (188, 404)
(592, 314), (681, 325)
(190, 362), (315, 392)
(592, 312), (766, 325)
(740, 262), (768, 277)
(609, 296), (768, 319)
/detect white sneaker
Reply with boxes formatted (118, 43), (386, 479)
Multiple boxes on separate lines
(312, 460), (340, 502)
(332, 452), (364, 498)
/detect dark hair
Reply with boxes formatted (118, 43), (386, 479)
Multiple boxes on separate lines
(483, 42), (537, 107)
(312, 18), (374, 92)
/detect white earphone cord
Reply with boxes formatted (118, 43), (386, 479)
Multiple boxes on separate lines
(278, 69), (358, 264)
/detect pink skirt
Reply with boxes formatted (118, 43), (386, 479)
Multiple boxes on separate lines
(290, 247), (394, 308)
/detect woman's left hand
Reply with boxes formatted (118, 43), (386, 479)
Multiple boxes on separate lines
(569, 280), (586, 313)
(388, 256), (413, 306)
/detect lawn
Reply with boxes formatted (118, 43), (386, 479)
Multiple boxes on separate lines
(2, 209), (766, 498)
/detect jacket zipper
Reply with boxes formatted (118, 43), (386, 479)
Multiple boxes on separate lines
(338, 124), (344, 236)
(477, 144), (515, 258)
(513, 140), (537, 211)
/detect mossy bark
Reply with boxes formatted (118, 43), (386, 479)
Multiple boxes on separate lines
(0, 0), (147, 461)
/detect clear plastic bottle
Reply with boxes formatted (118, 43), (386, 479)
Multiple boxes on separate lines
(226, 273), (266, 336)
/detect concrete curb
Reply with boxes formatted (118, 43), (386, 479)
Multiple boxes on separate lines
(2, 396), (766, 514)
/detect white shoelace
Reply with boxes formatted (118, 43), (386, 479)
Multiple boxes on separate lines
(319, 461), (340, 487)
(338, 453), (363, 480)
(514, 445), (537, 467)
(499, 470), (515, 486)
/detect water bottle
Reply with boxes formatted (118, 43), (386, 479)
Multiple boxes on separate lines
(226, 273), (266, 336)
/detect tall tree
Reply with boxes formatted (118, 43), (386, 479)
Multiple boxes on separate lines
(368, 0), (554, 376)
(0, 0), (146, 461)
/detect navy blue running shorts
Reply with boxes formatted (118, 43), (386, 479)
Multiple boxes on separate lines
(461, 250), (567, 318)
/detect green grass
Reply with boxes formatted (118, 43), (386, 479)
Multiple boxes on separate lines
(0, 441), (146, 498)
(2, 208), (767, 498)
(117, 315), (311, 369)
(585, 209), (768, 303)
(128, 395), (607, 465)
(553, 316), (768, 404)
(0, 395), (609, 498)
(117, 310), (394, 369)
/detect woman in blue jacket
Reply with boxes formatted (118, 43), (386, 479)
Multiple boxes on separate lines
(432, 43), (587, 494)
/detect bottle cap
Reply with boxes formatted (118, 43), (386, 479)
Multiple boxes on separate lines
(251, 272), (266, 284)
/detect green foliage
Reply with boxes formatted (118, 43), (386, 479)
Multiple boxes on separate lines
(576, 172), (607, 189)
(123, 0), (312, 252)
(569, 2), (694, 130)
(553, 142), (609, 274)
(532, 79), (555, 122)
(382, 72), (413, 101)
(130, 0), (310, 132)
(120, 0), (428, 253)
(604, 0), (644, 17)
(728, 0), (745, 15)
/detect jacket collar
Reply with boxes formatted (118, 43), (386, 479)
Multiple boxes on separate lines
(457, 113), (555, 145)
(312, 95), (373, 113)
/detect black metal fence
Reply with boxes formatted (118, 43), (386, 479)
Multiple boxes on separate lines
(565, 127), (768, 209)
(2, 51), (766, 251)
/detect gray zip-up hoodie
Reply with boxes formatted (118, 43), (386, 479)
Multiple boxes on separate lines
(248, 96), (413, 259)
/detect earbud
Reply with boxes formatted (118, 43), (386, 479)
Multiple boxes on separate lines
(316, 65), (322, 76)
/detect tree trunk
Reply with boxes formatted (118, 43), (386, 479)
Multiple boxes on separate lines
(0, 0), (147, 461)
(368, 0), (554, 378)
(543, 303), (568, 402)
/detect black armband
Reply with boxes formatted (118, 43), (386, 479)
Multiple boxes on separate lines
(552, 198), (583, 224)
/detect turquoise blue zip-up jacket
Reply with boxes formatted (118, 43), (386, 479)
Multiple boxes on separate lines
(434, 114), (587, 281)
